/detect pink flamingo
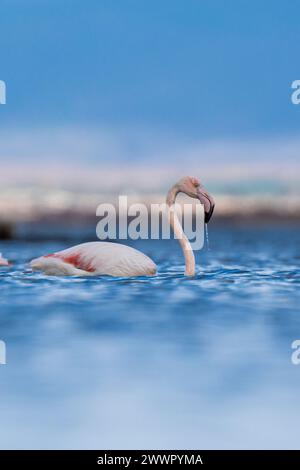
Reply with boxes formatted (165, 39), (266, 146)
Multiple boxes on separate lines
(0, 253), (9, 267)
(30, 177), (214, 277)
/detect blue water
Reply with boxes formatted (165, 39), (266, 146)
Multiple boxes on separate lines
(0, 225), (300, 449)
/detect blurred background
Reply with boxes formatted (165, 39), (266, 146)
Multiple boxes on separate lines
(0, 0), (300, 239)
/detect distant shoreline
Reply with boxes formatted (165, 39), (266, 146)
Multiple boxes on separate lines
(0, 213), (299, 242)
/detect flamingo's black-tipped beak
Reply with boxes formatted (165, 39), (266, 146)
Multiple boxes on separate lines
(197, 187), (215, 223)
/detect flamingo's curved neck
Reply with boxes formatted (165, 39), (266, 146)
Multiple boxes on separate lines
(166, 185), (195, 276)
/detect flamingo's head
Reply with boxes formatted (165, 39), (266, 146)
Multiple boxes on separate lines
(177, 176), (215, 223)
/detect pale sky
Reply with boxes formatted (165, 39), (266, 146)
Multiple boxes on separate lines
(1, 0), (300, 170)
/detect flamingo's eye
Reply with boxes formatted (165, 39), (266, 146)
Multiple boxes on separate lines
(191, 177), (200, 187)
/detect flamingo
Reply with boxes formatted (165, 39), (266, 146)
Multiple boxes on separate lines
(30, 176), (215, 277)
(0, 253), (9, 266)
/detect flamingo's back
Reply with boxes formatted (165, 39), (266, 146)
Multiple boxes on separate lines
(30, 242), (157, 277)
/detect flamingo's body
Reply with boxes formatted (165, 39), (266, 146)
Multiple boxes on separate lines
(30, 242), (157, 277)
(30, 177), (214, 277)
(0, 253), (9, 266)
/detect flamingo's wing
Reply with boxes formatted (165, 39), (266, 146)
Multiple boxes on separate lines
(30, 242), (156, 277)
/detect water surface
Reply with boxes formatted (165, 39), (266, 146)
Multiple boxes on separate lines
(0, 225), (300, 449)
